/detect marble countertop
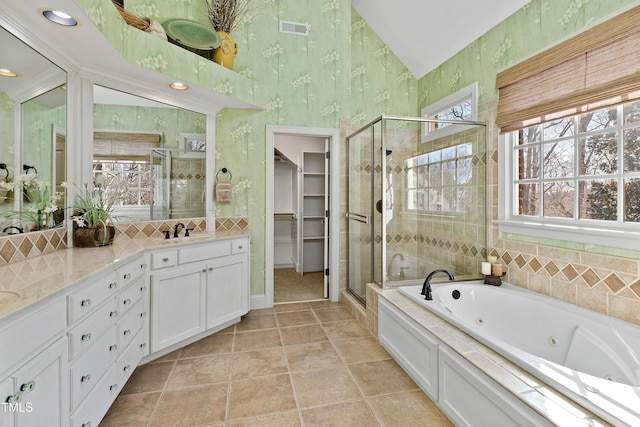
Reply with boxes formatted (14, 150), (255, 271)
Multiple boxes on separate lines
(0, 230), (249, 321)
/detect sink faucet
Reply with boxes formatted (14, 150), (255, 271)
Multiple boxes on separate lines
(2, 226), (24, 235)
(421, 269), (455, 301)
(173, 222), (185, 238)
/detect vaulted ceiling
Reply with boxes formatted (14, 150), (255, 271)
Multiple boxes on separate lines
(352, 0), (531, 78)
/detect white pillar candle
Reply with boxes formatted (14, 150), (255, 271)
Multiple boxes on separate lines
(481, 262), (492, 275)
(487, 255), (498, 263)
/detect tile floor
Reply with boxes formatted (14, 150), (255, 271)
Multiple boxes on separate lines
(101, 301), (453, 426)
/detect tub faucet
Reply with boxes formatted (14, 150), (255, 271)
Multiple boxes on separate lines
(421, 269), (455, 301)
(173, 222), (186, 238)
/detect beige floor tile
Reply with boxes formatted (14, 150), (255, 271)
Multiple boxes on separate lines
(308, 300), (344, 310)
(291, 367), (362, 408)
(349, 359), (419, 397)
(333, 337), (391, 364)
(284, 341), (343, 372)
(119, 361), (174, 395)
(274, 302), (311, 312)
(280, 324), (328, 346)
(234, 328), (282, 352)
(166, 354), (231, 389)
(228, 374), (297, 419)
(367, 390), (453, 426)
(149, 349), (181, 364)
(236, 314), (278, 331)
(232, 347), (288, 379)
(101, 392), (161, 426)
(314, 307), (357, 323)
(149, 383), (228, 426)
(226, 411), (301, 426)
(323, 320), (372, 341)
(245, 307), (275, 316)
(301, 400), (379, 427)
(180, 332), (234, 358)
(276, 310), (318, 327)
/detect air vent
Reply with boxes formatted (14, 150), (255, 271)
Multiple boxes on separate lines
(279, 20), (309, 36)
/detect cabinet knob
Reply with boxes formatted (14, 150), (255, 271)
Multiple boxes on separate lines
(123, 273), (131, 280)
(6, 392), (21, 403)
(20, 381), (35, 393)
(163, 257), (169, 262)
(123, 329), (131, 336)
(208, 267), (214, 271)
(109, 344), (118, 352)
(140, 311), (147, 318)
(81, 333), (92, 342)
(123, 365), (131, 373)
(109, 384), (118, 392)
(81, 298), (91, 308)
(140, 286), (147, 292)
(82, 422), (92, 427)
(238, 245), (243, 249)
(109, 282), (118, 289)
(202, 268), (207, 273)
(123, 298), (131, 306)
(140, 264), (146, 269)
(139, 342), (147, 349)
(81, 374), (91, 383)
(110, 310), (118, 318)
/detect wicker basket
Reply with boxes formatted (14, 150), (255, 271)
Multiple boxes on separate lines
(112, 2), (149, 31)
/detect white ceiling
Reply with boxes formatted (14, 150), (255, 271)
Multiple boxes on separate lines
(352, 0), (531, 78)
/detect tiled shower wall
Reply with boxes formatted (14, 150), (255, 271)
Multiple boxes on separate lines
(169, 157), (206, 219)
(483, 98), (640, 326)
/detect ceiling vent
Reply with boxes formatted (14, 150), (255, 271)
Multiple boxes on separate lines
(279, 20), (309, 36)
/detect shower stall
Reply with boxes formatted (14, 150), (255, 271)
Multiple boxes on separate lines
(346, 116), (487, 304)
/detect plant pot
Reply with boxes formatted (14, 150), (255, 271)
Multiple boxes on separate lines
(211, 31), (237, 69)
(74, 225), (115, 247)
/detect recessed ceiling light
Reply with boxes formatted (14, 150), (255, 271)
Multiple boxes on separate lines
(0, 68), (19, 78)
(169, 82), (189, 90)
(41, 9), (78, 26)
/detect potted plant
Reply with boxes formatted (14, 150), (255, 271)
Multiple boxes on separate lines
(204, 0), (253, 69)
(0, 173), (64, 231)
(67, 181), (121, 247)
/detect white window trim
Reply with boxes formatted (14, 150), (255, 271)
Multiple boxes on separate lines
(497, 132), (640, 252)
(421, 82), (478, 143)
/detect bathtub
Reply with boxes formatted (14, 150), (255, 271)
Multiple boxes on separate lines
(399, 281), (640, 427)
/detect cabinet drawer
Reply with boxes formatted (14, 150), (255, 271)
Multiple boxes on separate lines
(118, 298), (145, 351)
(116, 257), (146, 287)
(0, 298), (66, 370)
(69, 326), (118, 410)
(179, 241), (230, 264)
(117, 330), (146, 385)
(68, 298), (118, 360)
(117, 279), (145, 315)
(70, 363), (119, 427)
(68, 271), (118, 324)
(231, 238), (248, 254)
(150, 250), (177, 270)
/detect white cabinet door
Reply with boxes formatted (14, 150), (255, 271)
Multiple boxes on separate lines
(205, 254), (248, 328)
(0, 377), (14, 427)
(150, 264), (206, 352)
(12, 338), (68, 427)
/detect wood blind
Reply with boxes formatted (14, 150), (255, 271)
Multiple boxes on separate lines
(94, 131), (161, 161)
(496, 5), (640, 133)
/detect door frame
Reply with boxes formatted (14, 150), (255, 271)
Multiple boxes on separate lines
(261, 125), (340, 308)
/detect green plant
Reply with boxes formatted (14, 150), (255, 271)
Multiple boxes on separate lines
(0, 174), (63, 230)
(66, 182), (120, 228)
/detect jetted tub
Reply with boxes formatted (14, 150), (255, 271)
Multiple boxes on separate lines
(399, 281), (640, 426)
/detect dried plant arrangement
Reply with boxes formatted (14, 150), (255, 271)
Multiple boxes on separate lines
(204, 0), (253, 33)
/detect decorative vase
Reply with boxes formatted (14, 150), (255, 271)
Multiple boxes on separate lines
(211, 31), (237, 69)
(74, 225), (115, 247)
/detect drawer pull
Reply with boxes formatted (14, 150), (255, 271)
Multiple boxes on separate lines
(123, 273), (131, 280)
(110, 310), (118, 318)
(139, 342), (147, 349)
(6, 392), (21, 403)
(110, 384), (118, 392)
(123, 329), (132, 336)
(140, 312), (147, 318)
(209, 267), (214, 272)
(109, 344), (118, 352)
(140, 263), (146, 269)
(140, 286), (147, 292)
(162, 257), (169, 262)
(123, 298), (131, 305)
(81, 333), (92, 342)
(20, 381), (35, 393)
(80, 298), (91, 308)
(202, 268), (207, 273)
(109, 282), (118, 289)
(238, 245), (243, 250)
(123, 365), (131, 372)
(81, 374), (91, 383)
(82, 422), (92, 427)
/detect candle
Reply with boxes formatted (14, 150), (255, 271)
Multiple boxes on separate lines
(487, 256), (498, 263)
(492, 263), (503, 276)
(481, 262), (492, 275)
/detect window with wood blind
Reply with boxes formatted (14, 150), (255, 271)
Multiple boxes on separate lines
(496, 6), (640, 250)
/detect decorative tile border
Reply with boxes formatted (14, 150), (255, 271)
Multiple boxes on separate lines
(115, 218), (208, 240)
(0, 228), (67, 266)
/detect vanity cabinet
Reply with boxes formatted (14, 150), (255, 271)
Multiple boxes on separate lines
(149, 237), (249, 353)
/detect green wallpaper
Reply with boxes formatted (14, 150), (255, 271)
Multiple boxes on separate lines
(21, 101), (65, 185)
(93, 104), (205, 147)
(418, 0), (637, 108)
(0, 93), (14, 173)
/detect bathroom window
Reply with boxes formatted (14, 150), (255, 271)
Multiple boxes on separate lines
(92, 160), (151, 207)
(421, 82), (478, 143)
(500, 100), (640, 250)
(406, 142), (473, 213)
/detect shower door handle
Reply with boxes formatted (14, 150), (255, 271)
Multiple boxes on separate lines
(346, 212), (369, 224)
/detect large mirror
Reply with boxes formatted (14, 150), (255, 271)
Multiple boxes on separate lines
(0, 26), (67, 234)
(92, 86), (206, 222)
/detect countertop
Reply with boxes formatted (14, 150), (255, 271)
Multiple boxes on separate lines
(0, 230), (249, 321)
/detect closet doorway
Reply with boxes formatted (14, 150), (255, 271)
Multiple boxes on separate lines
(264, 125), (340, 308)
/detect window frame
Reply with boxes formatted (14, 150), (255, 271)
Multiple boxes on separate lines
(497, 106), (640, 251)
(421, 82), (478, 143)
(92, 159), (152, 219)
